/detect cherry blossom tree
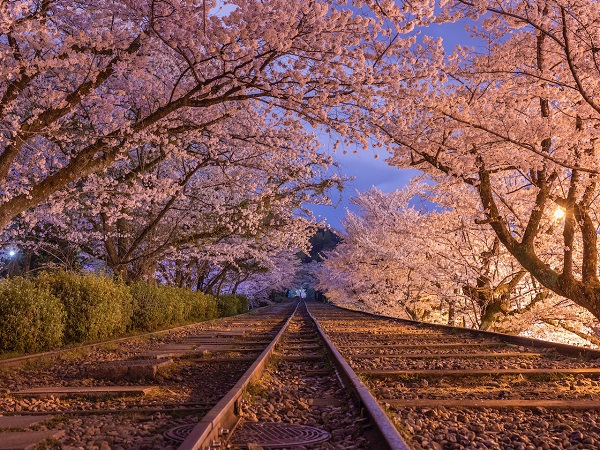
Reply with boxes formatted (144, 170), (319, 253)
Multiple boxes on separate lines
(1, 0), (419, 296)
(0, 0), (406, 233)
(366, 0), (600, 321)
(513, 296), (600, 346)
(234, 251), (303, 306)
(318, 184), (564, 331)
(317, 185), (448, 321)
(22, 104), (335, 281)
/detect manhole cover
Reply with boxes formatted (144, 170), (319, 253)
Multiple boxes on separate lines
(230, 422), (331, 448)
(164, 424), (195, 442)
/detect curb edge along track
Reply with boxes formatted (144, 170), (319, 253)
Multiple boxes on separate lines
(179, 299), (411, 450)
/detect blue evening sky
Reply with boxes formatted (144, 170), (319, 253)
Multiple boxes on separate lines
(211, 2), (481, 229)
(311, 19), (479, 229)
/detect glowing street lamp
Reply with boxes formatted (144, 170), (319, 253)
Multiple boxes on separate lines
(554, 208), (565, 220)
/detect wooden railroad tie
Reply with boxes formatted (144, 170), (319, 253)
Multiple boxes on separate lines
(360, 368), (600, 377)
(325, 330), (449, 336)
(280, 354), (323, 361)
(280, 345), (322, 351)
(348, 352), (541, 359)
(336, 342), (504, 349)
(0, 430), (65, 449)
(188, 356), (257, 363)
(183, 339), (271, 345)
(194, 346), (264, 352)
(327, 335), (469, 341)
(11, 386), (157, 398)
(383, 398), (600, 410)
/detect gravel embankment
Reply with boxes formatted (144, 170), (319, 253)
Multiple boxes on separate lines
(389, 405), (600, 450)
(307, 304), (600, 450)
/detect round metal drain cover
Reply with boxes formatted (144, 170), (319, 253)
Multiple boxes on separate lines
(230, 422), (331, 448)
(164, 423), (195, 442)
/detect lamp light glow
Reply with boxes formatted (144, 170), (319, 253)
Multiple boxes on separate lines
(554, 208), (566, 220)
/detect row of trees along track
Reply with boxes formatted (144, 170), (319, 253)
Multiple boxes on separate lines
(4, 0), (600, 324)
(317, 185), (599, 340)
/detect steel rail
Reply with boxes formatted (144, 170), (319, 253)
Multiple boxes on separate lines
(177, 300), (301, 450)
(304, 301), (411, 450)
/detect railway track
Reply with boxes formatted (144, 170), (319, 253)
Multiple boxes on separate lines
(178, 300), (404, 450)
(308, 303), (600, 450)
(0, 302), (297, 449)
(4, 299), (600, 449)
(1, 300), (404, 450)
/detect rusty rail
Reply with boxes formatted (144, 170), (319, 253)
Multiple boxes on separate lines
(177, 300), (300, 450)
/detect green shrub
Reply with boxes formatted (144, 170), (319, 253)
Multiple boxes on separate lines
(0, 271), (246, 357)
(0, 277), (65, 353)
(165, 286), (186, 325)
(236, 294), (249, 313)
(216, 294), (249, 317)
(130, 284), (219, 331)
(130, 282), (174, 331)
(178, 289), (218, 322)
(37, 271), (133, 343)
(269, 294), (288, 303)
(198, 291), (219, 320)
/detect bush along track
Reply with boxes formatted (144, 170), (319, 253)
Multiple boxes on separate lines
(0, 271), (249, 356)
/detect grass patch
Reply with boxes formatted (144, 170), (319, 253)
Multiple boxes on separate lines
(34, 437), (62, 450)
(22, 355), (57, 371)
(155, 363), (182, 381)
(265, 354), (282, 371)
(39, 415), (65, 430)
(245, 378), (269, 398)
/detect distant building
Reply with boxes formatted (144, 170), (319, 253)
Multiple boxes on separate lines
(287, 288), (306, 299)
